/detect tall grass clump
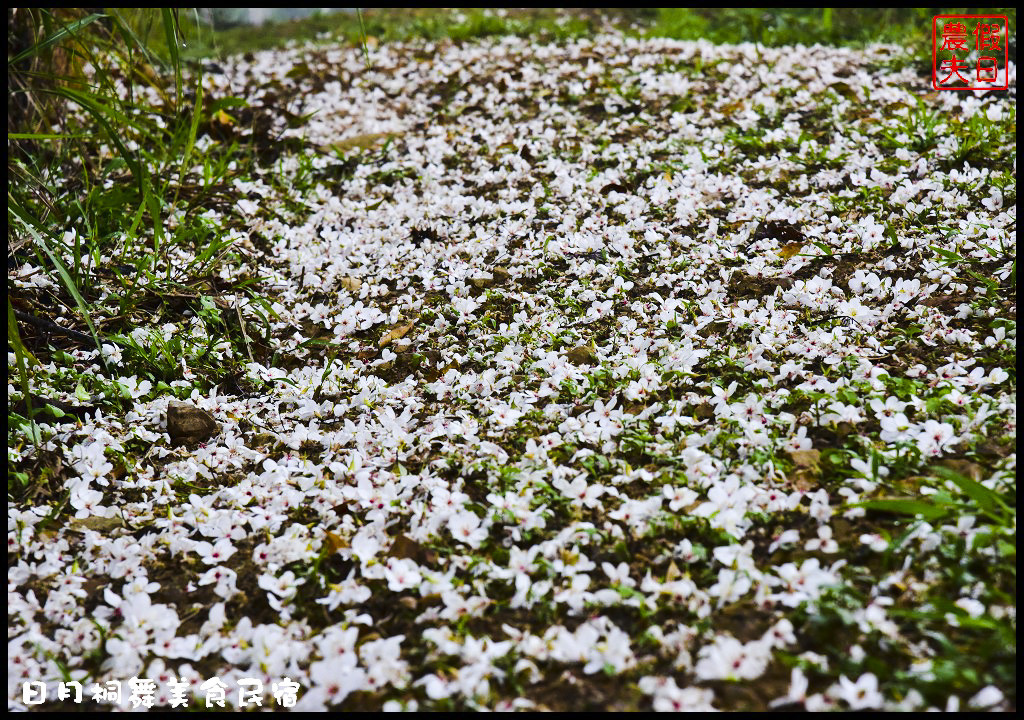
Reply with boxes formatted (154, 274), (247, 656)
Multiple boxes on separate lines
(8, 8), (256, 482)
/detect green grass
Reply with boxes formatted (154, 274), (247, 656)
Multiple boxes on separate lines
(106, 8), (1018, 73)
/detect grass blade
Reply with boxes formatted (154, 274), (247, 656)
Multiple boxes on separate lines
(7, 11), (107, 67)
(855, 498), (948, 521)
(932, 466), (1012, 522)
(161, 8), (183, 109)
(18, 221), (111, 374)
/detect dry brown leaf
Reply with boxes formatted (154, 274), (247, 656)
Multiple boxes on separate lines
(325, 132), (396, 153)
(69, 515), (124, 534)
(388, 534), (436, 565)
(379, 320), (415, 348)
(325, 531), (349, 555)
(388, 534), (423, 560)
(777, 241), (805, 260)
(785, 447), (821, 492)
(787, 448), (820, 468)
(935, 458), (986, 482)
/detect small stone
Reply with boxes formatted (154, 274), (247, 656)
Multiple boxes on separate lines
(167, 401), (219, 444)
(565, 345), (598, 366)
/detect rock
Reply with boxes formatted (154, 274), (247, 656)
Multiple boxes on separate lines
(565, 345), (598, 366)
(167, 401), (219, 444)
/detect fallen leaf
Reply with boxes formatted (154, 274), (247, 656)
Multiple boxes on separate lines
(934, 458), (986, 482)
(324, 132), (396, 154)
(785, 447), (821, 492)
(777, 241), (805, 260)
(69, 515), (124, 534)
(325, 531), (348, 555)
(379, 320), (415, 348)
(787, 447), (820, 469)
(388, 534), (435, 564)
(213, 108), (234, 127)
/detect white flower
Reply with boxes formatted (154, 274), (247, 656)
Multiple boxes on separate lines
(383, 558), (423, 593)
(448, 511), (488, 548)
(770, 667), (809, 708)
(663, 485), (698, 512)
(832, 672), (883, 710)
(859, 533), (888, 552)
(969, 685), (1005, 709)
(694, 634), (771, 681)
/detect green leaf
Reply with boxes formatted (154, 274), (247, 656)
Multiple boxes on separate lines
(8, 299), (41, 444)
(811, 240), (833, 256)
(7, 132), (88, 140)
(20, 222), (110, 373)
(7, 12), (107, 67)
(856, 498), (948, 521)
(929, 244), (963, 264)
(931, 466), (1011, 522)
(161, 8), (182, 109)
(8, 299), (40, 368)
(177, 71), (204, 192)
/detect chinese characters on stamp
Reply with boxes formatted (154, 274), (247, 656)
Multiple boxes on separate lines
(933, 15), (1010, 91)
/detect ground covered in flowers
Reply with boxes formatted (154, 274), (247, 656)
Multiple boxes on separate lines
(9, 30), (1017, 711)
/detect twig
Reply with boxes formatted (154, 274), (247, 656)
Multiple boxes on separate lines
(13, 308), (128, 347)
